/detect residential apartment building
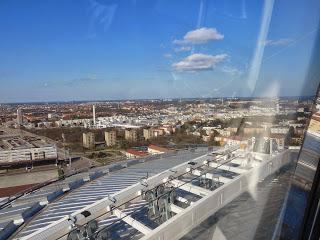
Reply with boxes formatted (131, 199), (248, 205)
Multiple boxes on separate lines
(125, 129), (137, 142)
(83, 132), (95, 149)
(143, 128), (154, 140)
(105, 130), (116, 147)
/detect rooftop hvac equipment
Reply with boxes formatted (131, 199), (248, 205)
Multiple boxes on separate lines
(67, 220), (99, 240)
(143, 185), (176, 224)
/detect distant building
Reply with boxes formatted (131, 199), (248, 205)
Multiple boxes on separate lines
(37, 122), (53, 128)
(270, 126), (289, 135)
(202, 135), (211, 142)
(48, 113), (59, 119)
(213, 136), (250, 149)
(105, 130), (116, 147)
(294, 126), (305, 136)
(143, 128), (154, 140)
(216, 129), (232, 137)
(83, 132), (95, 149)
(308, 112), (320, 136)
(17, 108), (23, 125)
(159, 125), (173, 134)
(270, 133), (286, 150)
(243, 126), (265, 135)
(56, 119), (91, 128)
(225, 127), (238, 134)
(153, 128), (164, 137)
(125, 129), (137, 142)
(148, 145), (170, 155)
(253, 137), (271, 154)
(0, 135), (57, 166)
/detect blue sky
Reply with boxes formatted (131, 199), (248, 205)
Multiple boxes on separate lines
(0, 0), (320, 103)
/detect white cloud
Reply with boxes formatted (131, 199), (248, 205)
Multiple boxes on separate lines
(163, 53), (172, 58)
(173, 27), (224, 45)
(174, 46), (192, 52)
(221, 66), (243, 76)
(172, 53), (228, 71)
(261, 38), (293, 46)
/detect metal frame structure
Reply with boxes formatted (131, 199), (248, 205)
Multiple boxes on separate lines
(19, 147), (291, 240)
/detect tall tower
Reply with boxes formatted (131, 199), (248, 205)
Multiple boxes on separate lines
(92, 105), (96, 126)
(17, 108), (23, 125)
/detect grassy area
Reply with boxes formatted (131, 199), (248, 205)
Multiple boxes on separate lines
(26, 126), (206, 150)
(84, 149), (125, 165)
(26, 127), (107, 151)
(95, 157), (126, 166)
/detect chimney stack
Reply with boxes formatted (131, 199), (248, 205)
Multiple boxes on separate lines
(93, 105), (96, 126)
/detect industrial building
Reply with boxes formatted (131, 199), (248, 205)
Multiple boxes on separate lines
(0, 135), (57, 167)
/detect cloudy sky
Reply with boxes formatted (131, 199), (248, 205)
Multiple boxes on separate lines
(0, 0), (320, 102)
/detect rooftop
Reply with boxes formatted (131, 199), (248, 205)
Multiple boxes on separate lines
(0, 144), (298, 240)
(0, 147), (210, 239)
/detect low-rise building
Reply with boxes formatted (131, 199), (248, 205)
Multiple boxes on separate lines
(215, 136), (250, 149)
(153, 128), (164, 137)
(243, 126), (265, 135)
(270, 126), (290, 134)
(202, 135), (211, 142)
(0, 135), (57, 166)
(216, 129), (231, 137)
(147, 145), (170, 155)
(124, 149), (148, 158)
(225, 127), (238, 134)
(160, 125), (173, 134)
(37, 122), (53, 128)
(294, 126), (305, 136)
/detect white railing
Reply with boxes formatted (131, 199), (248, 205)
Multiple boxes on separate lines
(140, 151), (290, 240)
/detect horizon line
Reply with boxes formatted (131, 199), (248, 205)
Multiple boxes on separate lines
(0, 95), (315, 105)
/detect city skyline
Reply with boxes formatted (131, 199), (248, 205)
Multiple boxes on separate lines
(0, 95), (315, 105)
(0, 0), (320, 103)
